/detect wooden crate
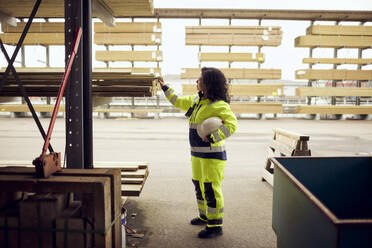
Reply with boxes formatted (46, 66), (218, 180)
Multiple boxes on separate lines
(0, 174), (112, 248)
(0, 167), (122, 248)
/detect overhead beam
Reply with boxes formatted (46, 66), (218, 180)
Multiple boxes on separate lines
(0, 10), (17, 27)
(92, 0), (115, 27)
(147, 9), (372, 22)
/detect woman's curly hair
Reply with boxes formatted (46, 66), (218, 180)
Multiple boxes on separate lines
(201, 67), (230, 103)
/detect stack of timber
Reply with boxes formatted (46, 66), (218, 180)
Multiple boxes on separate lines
(185, 26), (282, 46)
(0, 67), (159, 97)
(0, 167), (123, 248)
(94, 22), (162, 76)
(0, 0), (154, 19)
(182, 25), (283, 114)
(0, 160), (149, 197)
(294, 25), (372, 115)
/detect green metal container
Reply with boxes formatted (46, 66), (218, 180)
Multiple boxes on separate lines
(271, 156), (372, 248)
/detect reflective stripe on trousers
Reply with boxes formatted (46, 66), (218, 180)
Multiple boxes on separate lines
(191, 156), (225, 227)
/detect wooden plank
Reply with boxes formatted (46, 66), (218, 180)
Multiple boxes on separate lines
(95, 108), (163, 113)
(94, 22), (161, 33)
(122, 169), (147, 178)
(295, 35), (372, 48)
(96, 50), (162, 62)
(273, 128), (310, 142)
(0, 175), (112, 248)
(199, 52), (265, 62)
(296, 87), (372, 97)
(230, 103), (283, 113)
(0, 33), (64, 45)
(295, 69), (372, 81)
(186, 26), (282, 35)
(181, 68), (281, 79)
(94, 33), (161, 45)
(302, 58), (372, 65)
(295, 105), (372, 114)
(186, 33), (282, 46)
(182, 83), (283, 96)
(306, 25), (372, 36)
(121, 184), (143, 197)
(1, 22), (64, 33)
(0, 104), (64, 112)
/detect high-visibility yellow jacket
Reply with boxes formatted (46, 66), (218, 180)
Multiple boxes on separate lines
(163, 85), (237, 160)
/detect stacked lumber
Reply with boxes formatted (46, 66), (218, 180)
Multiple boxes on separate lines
(181, 68), (281, 79)
(294, 25), (372, 114)
(0, 0), (154, 18)
(186, 26), (282, 46)
(0, 161), (149, 197)
(0, 22), (64, 45)
(183, 83), (284, 96)
(94, 22), (162, 78)
(0, 67), (159, 97)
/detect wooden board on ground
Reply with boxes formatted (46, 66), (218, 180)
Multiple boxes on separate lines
(295, 87), (372, 97)
(262, 128), (311, 186)
(295, 105), (372, 114)
(181, 68), (281, 79)
(295, 69), (372, 81)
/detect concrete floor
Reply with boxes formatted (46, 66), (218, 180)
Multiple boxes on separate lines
(0, 116), (372, 248)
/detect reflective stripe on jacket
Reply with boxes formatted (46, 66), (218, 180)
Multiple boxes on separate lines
(163, 85), (237, 160)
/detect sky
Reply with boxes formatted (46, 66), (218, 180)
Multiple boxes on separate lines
(0, 0), (371, 80)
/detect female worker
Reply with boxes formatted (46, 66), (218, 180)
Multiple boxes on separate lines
(157, 67), (237, 239)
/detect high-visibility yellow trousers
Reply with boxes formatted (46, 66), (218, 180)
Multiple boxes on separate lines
(191, 156), (225, 227)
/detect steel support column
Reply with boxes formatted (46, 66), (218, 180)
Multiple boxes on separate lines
(83, 0), (93, 169)
(65, 0), (84, 169)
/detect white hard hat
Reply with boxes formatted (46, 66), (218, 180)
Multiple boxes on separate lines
(197, 117), (223, 138)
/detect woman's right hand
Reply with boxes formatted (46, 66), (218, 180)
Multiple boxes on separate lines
(157, 76), (165, 87)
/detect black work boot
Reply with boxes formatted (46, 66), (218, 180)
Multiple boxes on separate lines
(198, 226), (223, 238)
(190, 217), (207, 225)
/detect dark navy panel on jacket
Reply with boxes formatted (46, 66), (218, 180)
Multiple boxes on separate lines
(191, 151), (227, 160)
(189, 128), (210, 147)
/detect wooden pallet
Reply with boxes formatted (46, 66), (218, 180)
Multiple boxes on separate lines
(262, 128), (311, 186)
